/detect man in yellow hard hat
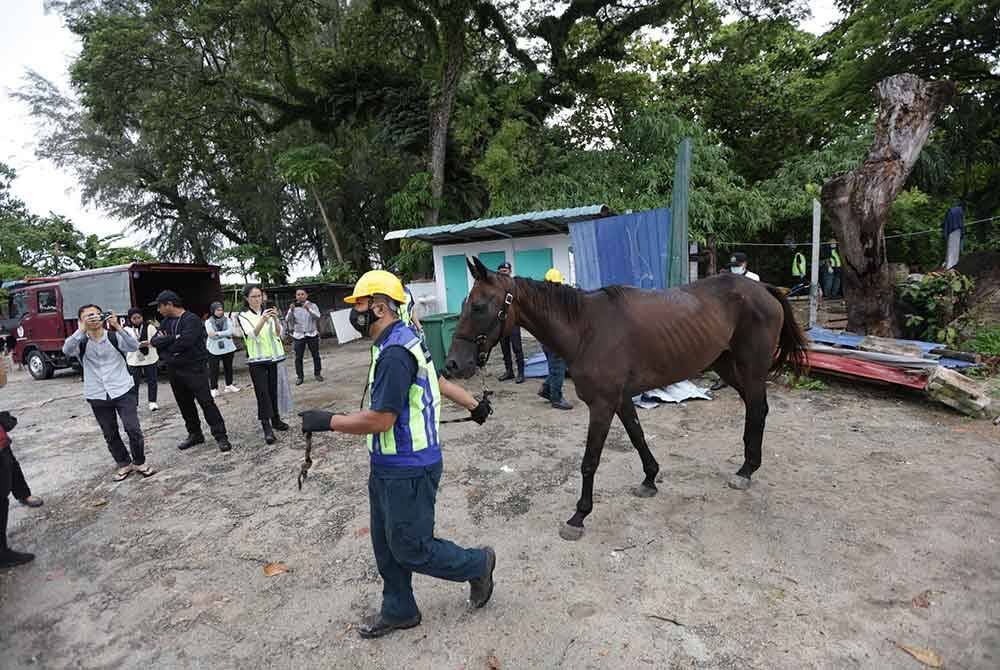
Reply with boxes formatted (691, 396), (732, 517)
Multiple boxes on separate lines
(539, 269), (573, 410)
(299, 269), (496, 639)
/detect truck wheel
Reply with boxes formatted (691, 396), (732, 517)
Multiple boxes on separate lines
(26, 350), (55, 380)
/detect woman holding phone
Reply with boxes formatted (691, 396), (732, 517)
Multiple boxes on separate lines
(237, 286), (289, 444)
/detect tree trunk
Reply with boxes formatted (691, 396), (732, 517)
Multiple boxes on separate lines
(424, 23), (465, 228)
(310, 183), (344, 263)
(821, 74), (955, 336)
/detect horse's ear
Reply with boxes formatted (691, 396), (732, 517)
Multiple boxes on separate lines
(468, 256), (489, 281)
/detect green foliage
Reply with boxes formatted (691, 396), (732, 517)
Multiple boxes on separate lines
(963, 325), (1000, 358)
(295, 260), (359, 285)
(389, 239), (434, 282)
(387, 172), (438, 230)
(789, 375), (827, 391)
(898, 270), (976, 345)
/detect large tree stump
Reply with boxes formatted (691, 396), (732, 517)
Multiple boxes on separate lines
(821, 75), (955, 336)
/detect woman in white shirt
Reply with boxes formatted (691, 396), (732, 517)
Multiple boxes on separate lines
(124, 308), (159, 411)
(205, 302), (239, 397)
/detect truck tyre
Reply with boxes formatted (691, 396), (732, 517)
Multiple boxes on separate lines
(26, 350), (55, 380)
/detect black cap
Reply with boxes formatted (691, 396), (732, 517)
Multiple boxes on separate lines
(498, 261), (512, 270)
(149, 289), (181, 306)
(730, 252), (748, 264)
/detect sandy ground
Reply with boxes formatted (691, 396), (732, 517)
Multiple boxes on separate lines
(1, 337), (998, 670)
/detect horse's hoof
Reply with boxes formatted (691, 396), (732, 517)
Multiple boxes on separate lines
(727, 474), (752, 491)
(632, 484), (658, 498)
(559, 523), (585, 541)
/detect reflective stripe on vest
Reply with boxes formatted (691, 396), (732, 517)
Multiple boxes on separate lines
(400, 292), (414, 328)
(792, 252), (806, 276)
(239, 311), (286, 363)
(366, 323), (441, 461)
(830, 249), (842, 268)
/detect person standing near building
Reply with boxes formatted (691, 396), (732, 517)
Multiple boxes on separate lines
(205, 302), (240, 397)
(496, 262), (525, 384)
(299, 270), (496, 638)
(150, 291), (232, 453)
(285, 288), (323, 385)
(728, 252), (760, 281)
(791, 248), (807, 286)
(821, 239), (842, 298)
(538, 269), (573, 410)
(238, 286), (290, 445)
(63, 305), (157, 479)
(124, 308), (159, 411)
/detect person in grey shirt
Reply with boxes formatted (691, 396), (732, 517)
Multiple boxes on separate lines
(63, 304), (156, 481)
(285, 288), (324, 385)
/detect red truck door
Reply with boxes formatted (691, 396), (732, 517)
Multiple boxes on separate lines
(18, 285), (67, 365)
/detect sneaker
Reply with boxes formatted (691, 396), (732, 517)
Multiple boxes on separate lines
(210, 389), (219, 398)
(0, 548), (35, 569)
(17, 496), (44, 508)
(469, 546), (497, 608)
(149, 402), (159, 412)
(551, 399), (573, 410)
(295, 378), (304, 386)
(177, 434), (206, 450)
(225, 385), (240, 393)
(217, 438), (232, 453)
(498, 370), (515, 382)
(314, 374), (324, 382)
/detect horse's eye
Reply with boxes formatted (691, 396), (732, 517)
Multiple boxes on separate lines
(471, 301), (487, 314)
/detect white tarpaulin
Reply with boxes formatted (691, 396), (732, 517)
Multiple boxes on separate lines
(632, 380), (712, 409)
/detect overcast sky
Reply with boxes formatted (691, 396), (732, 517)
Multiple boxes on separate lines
(1, 1), (842, 276)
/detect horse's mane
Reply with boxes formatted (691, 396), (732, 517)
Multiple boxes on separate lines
(514, 277), (628, 321)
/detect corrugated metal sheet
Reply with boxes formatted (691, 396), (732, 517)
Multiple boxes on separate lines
(570, 208), (672, 290)
(385, 204), (611, 243)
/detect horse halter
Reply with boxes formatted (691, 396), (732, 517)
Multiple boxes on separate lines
(457, 291), (514, 368)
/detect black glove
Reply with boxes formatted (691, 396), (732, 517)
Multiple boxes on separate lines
(299, 409), (334, 433)
(0, 411), (17, 432)
(470, 397), (492, 425)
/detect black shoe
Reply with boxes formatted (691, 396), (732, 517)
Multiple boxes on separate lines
(710, 380), (728, 391)
(314, 374), (324, 382)
(262, 422), (276, 445)
(272, 418), (290, 431)
(358, 612), (422, 639)
(177, 434), (205, 450)
(538, 387), (550, 401)
(515, 372), (525, 384)
(0, 548), (35, 569)
(295, 378), (304, 386)
(469, 546), (496, 608)
(498, 370), (515, 382)
(551, 399), (573, 410)
(217, 438), (232, 453)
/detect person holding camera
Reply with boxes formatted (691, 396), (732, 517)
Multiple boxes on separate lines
(151, 291), (232, 453)
(285, 288), (323, 386)
(205, 302), (240, 397)
(62, 305), (156, 481)
(238, 286), (290, 445)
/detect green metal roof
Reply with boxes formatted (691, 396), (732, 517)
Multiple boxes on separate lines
(385, 204), (611, 244)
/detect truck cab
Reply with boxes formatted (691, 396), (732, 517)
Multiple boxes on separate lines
(7, 280), (71, 379)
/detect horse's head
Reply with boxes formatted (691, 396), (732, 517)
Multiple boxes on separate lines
(443, 256), (516, 379)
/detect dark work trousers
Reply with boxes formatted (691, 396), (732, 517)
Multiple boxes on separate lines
(293, 336), (322, 380)
(8, 447), (31, 501)
(208, 352), (235, 390)
(368, 460), (487, 622)
(541, 349), (567, 403)
(1, 447), (12, 549)
(128, 364), (158, 403)
(87, 392), (145, 466)
(248, 362), (279, 422)
(499, 327), (524, 375)
(168, 364), (228, 440)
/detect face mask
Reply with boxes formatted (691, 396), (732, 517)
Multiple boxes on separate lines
(350, 306), (376, 337)
(730, 265), (746, 275)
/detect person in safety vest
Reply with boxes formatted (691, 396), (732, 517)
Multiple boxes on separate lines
(299, 270), (496, 639)
(538, 268), (573, 410)
(821, 238), (842, 299)
(791, 249), (807, 285)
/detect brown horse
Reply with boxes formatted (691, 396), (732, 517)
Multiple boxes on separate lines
(444, 256), (808, 541)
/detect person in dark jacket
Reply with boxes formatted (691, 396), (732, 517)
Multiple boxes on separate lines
(495, 262), (525, 383)
(150, 291), (232, 452)
(1, 360), (35, 569)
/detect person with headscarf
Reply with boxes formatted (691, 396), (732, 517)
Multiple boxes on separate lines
(124, 307), (160, 412)
(205, 302), (239, 398)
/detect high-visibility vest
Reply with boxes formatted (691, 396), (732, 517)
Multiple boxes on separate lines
(830, 248), (842, 268)
(238, 310), (286, 363)
(366, 322), (441, 467)
(792, 252), (806, 277)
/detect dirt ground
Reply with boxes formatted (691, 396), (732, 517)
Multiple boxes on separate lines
(1, 336), (998, 670)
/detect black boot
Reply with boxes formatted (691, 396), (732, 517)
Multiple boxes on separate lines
(515, 366), (525, 384)
(177, 434), (205, 450)
(469, 546), (497, 608)
(272, 417), (290, 431)
(358, 611), (422, 639)
(262, 421), (276, 445)
(217, 437), (232, 453)
(498, 369), (515, 382)
(0, 547), (35, 569)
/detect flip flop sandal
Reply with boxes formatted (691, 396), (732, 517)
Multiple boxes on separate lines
(114, 466), (133, 482)
(134, 464), (157, 478)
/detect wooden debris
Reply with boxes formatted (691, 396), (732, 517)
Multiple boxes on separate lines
(926, 366), (992, 417)
(928, 348), (981, 364)
(858, 336), (926, 358)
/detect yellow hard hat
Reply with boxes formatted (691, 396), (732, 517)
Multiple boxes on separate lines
(544, 268), (564, 284)
(345, 270), (406, 304)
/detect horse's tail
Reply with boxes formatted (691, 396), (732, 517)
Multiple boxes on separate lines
(764, 284), (809, 379)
